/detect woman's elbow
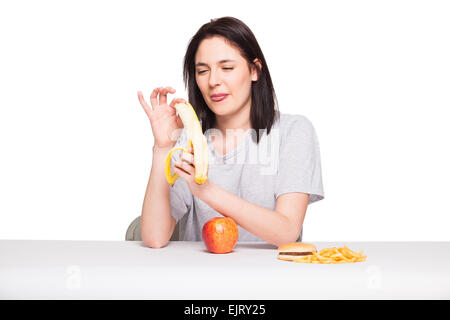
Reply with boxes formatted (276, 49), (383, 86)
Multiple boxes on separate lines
(273, 228), (302, 247)
(142, 234), (169, 249)
(143, 239), (169, 249)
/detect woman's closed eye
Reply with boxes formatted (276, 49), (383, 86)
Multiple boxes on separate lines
(197, 67), (233, 75)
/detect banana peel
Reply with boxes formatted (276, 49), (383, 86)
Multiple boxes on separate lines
(164, 102), (209, 186)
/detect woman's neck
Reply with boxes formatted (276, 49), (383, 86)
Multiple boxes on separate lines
(213, 101), (252, 137)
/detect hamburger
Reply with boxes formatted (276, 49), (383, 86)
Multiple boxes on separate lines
(277, 242), (317, 261)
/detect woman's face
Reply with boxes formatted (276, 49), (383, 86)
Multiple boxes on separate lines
(195, 36), (258, 119)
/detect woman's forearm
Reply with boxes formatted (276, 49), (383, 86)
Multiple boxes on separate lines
(141, 145), (176, 248)
(198, 181), (300, 246)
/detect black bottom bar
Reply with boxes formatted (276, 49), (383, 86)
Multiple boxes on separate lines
(0, 300), (447, 318)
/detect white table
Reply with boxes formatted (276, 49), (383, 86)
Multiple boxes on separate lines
(1, 240), (449, 299)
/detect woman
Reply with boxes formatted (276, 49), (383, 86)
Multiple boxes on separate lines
(137, 17), (324, 248)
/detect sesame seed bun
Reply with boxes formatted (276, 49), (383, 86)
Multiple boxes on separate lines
(277, 242), (317, 261)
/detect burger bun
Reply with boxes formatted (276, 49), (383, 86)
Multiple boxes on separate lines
(277, 242), (317, 261)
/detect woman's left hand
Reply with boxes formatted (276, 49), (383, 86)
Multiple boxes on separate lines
(173, 150), (211, 199)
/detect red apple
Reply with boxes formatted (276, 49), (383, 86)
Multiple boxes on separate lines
(202, 217), (239, 254)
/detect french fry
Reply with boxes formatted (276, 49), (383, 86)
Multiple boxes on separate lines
(291, 245), (367, 264)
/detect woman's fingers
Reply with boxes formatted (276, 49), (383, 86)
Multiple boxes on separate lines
(174, 152), (195, 184)
(150, 88), (159, 108)
(138, 87), (178, 114)
(181, 151), (194, 165)
(159, 86), (176, 105)
(174, 160), (194, 176)
(170, 97), (187, 109)
(169, 97), (188, 124)
(173, 166), (189, 182)
(137, 91), (152, 113)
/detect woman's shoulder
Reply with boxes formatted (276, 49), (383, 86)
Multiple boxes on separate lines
(278, 112), (315, 134)
(279, 112), (312, 122)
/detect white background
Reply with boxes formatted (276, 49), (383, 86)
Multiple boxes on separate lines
(0, 0), (449, 241)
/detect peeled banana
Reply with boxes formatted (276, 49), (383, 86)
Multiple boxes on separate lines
(164, 102), (209, 186)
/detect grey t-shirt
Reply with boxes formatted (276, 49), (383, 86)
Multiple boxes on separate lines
(168, 112), (324, 242)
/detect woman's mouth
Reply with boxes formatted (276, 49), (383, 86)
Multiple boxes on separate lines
(210, 94), (229, 102)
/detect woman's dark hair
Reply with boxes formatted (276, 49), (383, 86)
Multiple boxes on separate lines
(183, 16), (279, 144)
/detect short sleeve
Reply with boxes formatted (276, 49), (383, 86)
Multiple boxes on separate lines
(170, 179), (191, 223)
(275, 115), (325, 204)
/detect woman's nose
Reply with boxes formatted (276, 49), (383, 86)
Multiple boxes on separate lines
(209, 69), (222, 87)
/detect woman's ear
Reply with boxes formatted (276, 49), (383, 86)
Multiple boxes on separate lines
(251, 58), (262, 82)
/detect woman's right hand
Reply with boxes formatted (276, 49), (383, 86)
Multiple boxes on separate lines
(138, 87), (186, 149)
